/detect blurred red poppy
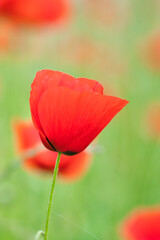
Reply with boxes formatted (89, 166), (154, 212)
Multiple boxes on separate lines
(0, 0), (9, 9)
(141, 32), (160, 70)
(12, 119), (92, 181)
(30, 70), (128, 155)
(85, 0), (130, 28)
(0, 19), (15, 52)
(146, 102), (160, 137)
(0, 0), (71, 25)
(119, 207), (160, 240)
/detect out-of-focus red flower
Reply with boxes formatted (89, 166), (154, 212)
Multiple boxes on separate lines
(0, 18), (18, 52)
(0, 0), (71, 26)
(0, 0), (8, 9)
(30, 70), (128, 155)
(141, 32), (160, 70)
(85, 0), (130, 27)
(146, 102), (160, 137)
(119, 207), (160, 240)
(12, 119), (92, 181)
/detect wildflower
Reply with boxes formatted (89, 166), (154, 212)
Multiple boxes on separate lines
(30, 70), (128, 155)
(29, 70), (128, 240)
(85, 0), (130, 27)
(141, 32), (160, 70)
(13, 119), (92, 181)
(0, 0), (71, 25)
(0, 19), (16, 52)
(119, 207), (160, 240)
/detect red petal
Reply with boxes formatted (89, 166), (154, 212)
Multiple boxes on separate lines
(2, 0), (71, 25)
(12, 118), (91, 180)
(39, 132), (55, 151)
(24, 148), (91, 181)
(0, 0), (9, 9)
(77, 78), (103, 94)
(24, 151), (57, 172)
(30, 70), (104, 136)
(119, 207), (160, 240)
(38, 85), (128, 153)
(12, 119), (40, 153)
(59, 75), (104, 94)
(59, 151), (92, 182)
(30, 70), (60, 133)
(30, 151), (73, 170)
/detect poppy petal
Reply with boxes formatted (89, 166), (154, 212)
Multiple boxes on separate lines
(12, 120), (40, 153)
(0, 0), (9, 9)
(59, 76), (104, 93)
(24, 149), (92, 181)
(2, 0), (71, 25)
(38, 85), (128, 154)
(77, 78), (103, 94)
(119, 207), (160, 240)
(59, 151), (92, 182)
(30, 70), (61, 132)
(39, 132), (55, 151)
(30, 70), (104, 134)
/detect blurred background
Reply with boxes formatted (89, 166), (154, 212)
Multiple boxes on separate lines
(0, 0), (160, 239)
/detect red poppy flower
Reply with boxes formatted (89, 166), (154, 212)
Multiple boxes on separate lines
(141, 32), (160, 70)
(85, 0), (130, 28)
(12, 119), (92, 181)
(0, 0), (71, 25)
(119, 207), (160, 240)
(0, 0), (9, 9)
(30, 70), (128, 155)
(0, 19), (15, 52)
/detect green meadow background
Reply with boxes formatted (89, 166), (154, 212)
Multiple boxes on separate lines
(0, 0), (160, 239)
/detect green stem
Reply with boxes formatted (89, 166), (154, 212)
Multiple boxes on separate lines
(44, 152), (61, 240)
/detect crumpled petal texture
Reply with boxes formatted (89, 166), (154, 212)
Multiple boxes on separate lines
(30, 70), (128, 155)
